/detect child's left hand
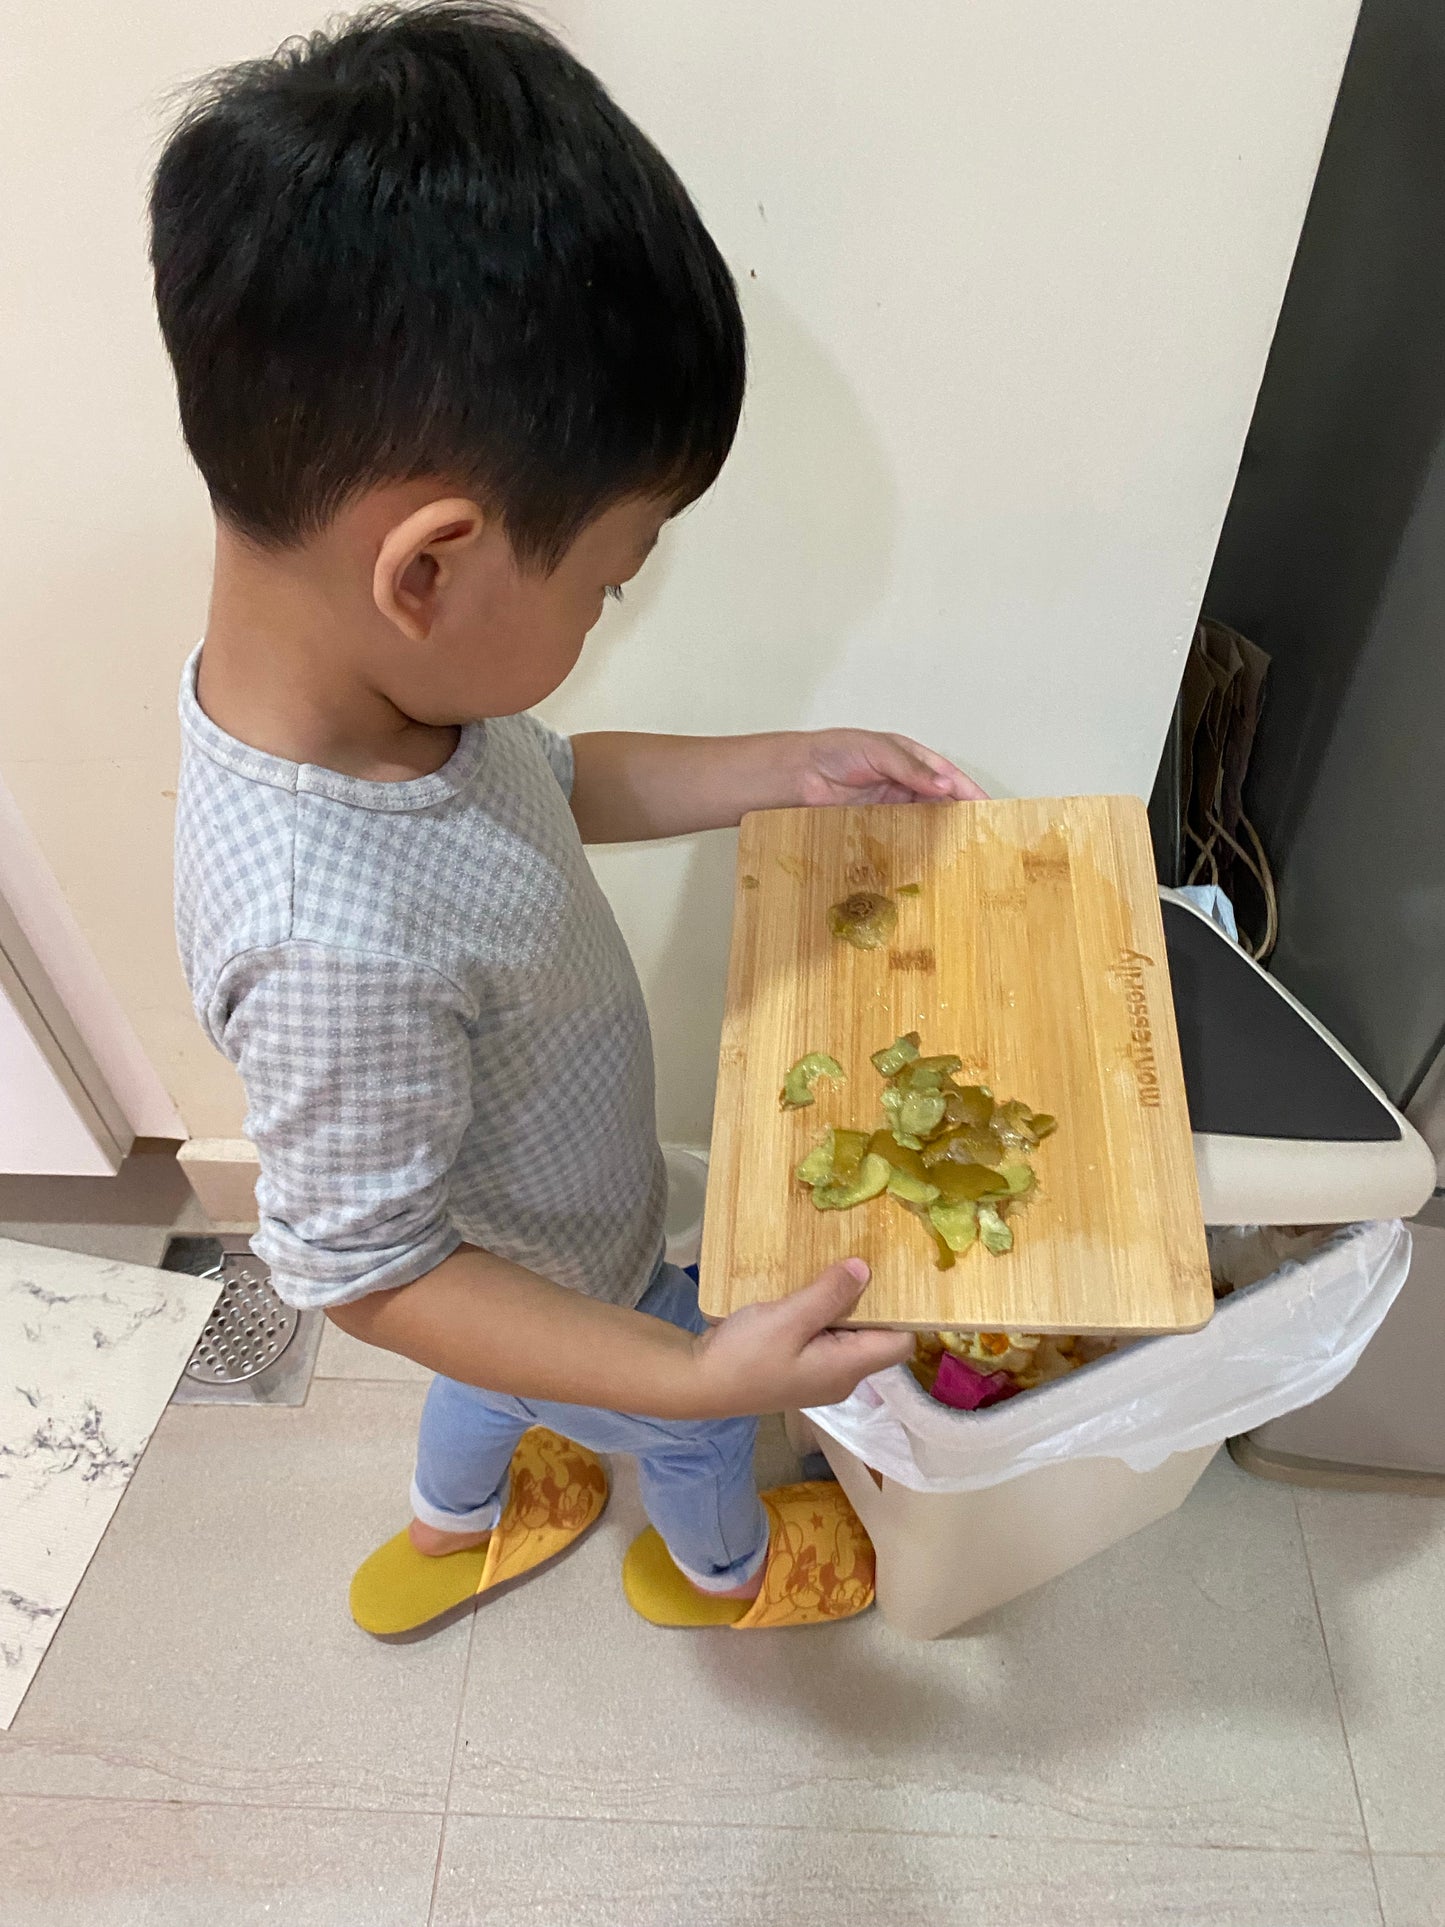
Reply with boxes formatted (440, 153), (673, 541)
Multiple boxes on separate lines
(569, 727), (986, 843)
(792, 730), (988, 808)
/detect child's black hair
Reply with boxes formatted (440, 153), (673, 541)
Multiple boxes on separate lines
(149, 1), (745, 564)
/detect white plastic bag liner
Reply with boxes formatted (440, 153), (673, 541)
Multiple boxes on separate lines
(803, 1219), (1411, 1493)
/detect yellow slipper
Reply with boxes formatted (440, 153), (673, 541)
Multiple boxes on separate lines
(350, 1427), (608, 1639)
(622, 1480), (876, 1630)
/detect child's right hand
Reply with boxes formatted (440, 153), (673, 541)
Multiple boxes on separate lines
(690, 1260), (914, 1417)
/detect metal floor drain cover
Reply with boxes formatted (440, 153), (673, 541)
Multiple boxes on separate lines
(184, 1255), (298, 1384)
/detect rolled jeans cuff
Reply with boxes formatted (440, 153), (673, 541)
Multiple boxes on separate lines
(409, 1472), (507, 1535)
(670, 1527), (769, 1596)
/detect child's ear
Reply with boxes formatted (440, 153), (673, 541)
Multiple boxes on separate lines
(372, 497), (484, 642)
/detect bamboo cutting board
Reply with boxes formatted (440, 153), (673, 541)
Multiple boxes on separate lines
(700, 795), (1212, 1334)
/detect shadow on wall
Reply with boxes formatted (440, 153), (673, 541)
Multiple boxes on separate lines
(1203, 0), (1445, 1098)
(1206, 0), (1445, 862)
(585, 286), (900, 1147)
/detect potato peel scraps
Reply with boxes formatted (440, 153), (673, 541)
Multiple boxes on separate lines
(815, 1154), (891, 1212)
(930, 1200), (979, 1254)
(779, 1051), (846, 1110)
(977, 1204), (1014, 1254)
(790, 1034), (1057, 1269)
(870, 1033), (921, 1077)
(828, 891), (898, 950)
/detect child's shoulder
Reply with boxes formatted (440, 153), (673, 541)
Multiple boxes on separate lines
(175, 701), (582, 1003)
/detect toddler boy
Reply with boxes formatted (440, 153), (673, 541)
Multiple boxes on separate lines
(155, 2), (980, 1632)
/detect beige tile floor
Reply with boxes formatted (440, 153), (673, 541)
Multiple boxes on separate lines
(1, 1175), (1442, 1925)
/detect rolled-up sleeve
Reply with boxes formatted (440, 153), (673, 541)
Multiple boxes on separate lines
(213, 943), (475, 1309)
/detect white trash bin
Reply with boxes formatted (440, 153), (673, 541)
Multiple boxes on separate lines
(798, 1219), (1411, 1639)
(799, 1422), (1218, 1641)
(661, 1143), (709, 1270)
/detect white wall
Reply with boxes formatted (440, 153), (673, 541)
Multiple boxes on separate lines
(546, 0), (1362, 1142)
(0, 984), (117, 1178)
(0, 774), (184, 1142)
(0, 0), (1358, 1145)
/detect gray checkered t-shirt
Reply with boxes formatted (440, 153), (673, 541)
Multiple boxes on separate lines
(174, 649), (666, 1312)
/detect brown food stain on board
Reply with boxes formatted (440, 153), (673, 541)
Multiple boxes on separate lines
(889, 947), (936, 974)
(1022, 831), (1072, 882)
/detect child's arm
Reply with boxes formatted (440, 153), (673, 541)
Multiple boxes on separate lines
(224, 944), (909, 1417)
(328, 1243), (912, 1418)
(569, 729), (985, 844)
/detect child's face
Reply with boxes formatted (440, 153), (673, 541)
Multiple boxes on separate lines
(382, 492), (669, 725)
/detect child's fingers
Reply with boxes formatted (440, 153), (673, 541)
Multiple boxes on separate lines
(779, 1260), (913, 1383)
(796, 1325), (915, 1403)
(707, 1263), (912, 1409)
(885, 734), (989, 801)
(773, 1258), (872, 1341)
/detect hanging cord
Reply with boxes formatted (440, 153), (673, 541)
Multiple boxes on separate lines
(1180, 617), (1278, 963)
(1185, 809), (1278, 961)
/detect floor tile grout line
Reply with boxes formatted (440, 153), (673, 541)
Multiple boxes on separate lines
(0, 1787), (447, 1819)
(427, 1779), (461, 1922)
(427, 1609), (482, 1925)
(0, 1785), (1393, 1862)
(433, 1805), (1380, 1856)
(1292, 1487), (1388, 1927)
(427, 1812), (455, 1927)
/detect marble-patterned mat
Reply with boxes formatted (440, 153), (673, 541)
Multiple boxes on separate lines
(0, 1239), (219, 1728)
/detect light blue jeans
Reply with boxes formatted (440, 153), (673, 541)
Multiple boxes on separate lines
(411, 1264), (769, 1592)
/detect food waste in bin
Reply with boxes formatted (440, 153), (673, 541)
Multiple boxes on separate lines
(911, 1330), (1120, 1410)
(909, 1244), (1262, 1412)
